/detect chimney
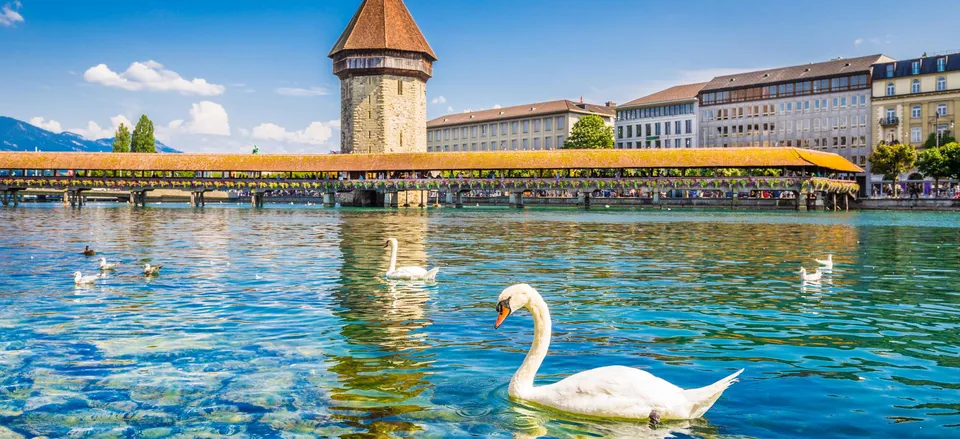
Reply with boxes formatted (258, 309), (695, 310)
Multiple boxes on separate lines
(605, 101), (616, 107)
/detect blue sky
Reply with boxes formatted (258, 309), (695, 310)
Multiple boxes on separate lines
(0, 0), (953, 153)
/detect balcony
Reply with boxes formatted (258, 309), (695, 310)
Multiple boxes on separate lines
(878, 117), (900, 127)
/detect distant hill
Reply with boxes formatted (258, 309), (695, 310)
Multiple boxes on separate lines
(0, 116), (181, 153)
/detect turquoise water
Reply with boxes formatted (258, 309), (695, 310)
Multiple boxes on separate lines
(0, 204), (958, 438)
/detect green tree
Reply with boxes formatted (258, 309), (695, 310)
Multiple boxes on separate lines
(112, 123), (131, 153)
(869, 142), (917, 197)
(922, 130), (955, 149)
(941, 142), (960, 181)
(562, 115), (614, 149)
(916, 147), (950, 196)
(131, 114), (156, 153)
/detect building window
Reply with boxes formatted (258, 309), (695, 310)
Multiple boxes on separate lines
(886, 83), (895, 96)
(511, 139), (518, 150)
(912, 105), (921, 118)
(500, 122), (507, 135)
(860, 115), (866, 127)
(556, 117), (565, 130)
(533, 119), (540, 132)
(471, 126), (478, 138)
(452, 144), (458, 151)
(937, 57), (946, 72)
(444, 129), (450, 140)
(674, 120), (682, 135)
(674, 138), (681, 148)
(685, 119), (692, 134)
(472, 142), (477, 151)
(886, 108), (896, 121)
(937, 104), (947, 116)
(511, 122), (519, 134)
(685, 138), (692, 148)
(937, 77), (946, 91)
(462, 127), (468, 138)
(911, 127), (922, 143)
(860, 95), (866, 107)
(443, 145), (449, 152)
(557, 135), (564, 147)
(481, 125), (487, 137)
(545, 118), (552, 131)
(481, 142), (487, 150)
(655, 124), (661, 136)
(912, 79), (920, 94)
(522, 120), (529, 134)
(911, 61), (920, 75)
(626, 125), (632, 138)
(522, 138), (528, 150)
(886, 65), (894, 78)
(534, 138), (540, 149)
(545, 137), (552, 149)
(617, 142), (623, 149)
(618, 126), (623, 139)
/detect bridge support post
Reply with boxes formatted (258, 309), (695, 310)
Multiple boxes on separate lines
(65, 189), (86, 207)
(385, 192), (399, 208)
(577, 191), (591, 209)
(190, 191), (206, 207)
(454, 191), (463, 209)
(323, 192), (336, 208)
(129, 190), (147, 207)
(795, 191), (806, 211)
(1, 190), (8, 207)
(13, 190), (20, 207)
(445, 191), (454, 207)
(251, 191), (265, 208)
(844, 194), (849, 212)
(510, 191), (524, 209)
(815, 192), (824, 211)
(418, 190), (426, 209)
(832, 193), (838, 212)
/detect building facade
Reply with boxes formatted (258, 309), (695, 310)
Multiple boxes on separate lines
(328, 0), (436, 154)
(426, 100), (615, 152)
(698, 55), (893, 173)
(615, 83), (705, 149)
(871, 53), (960, 149)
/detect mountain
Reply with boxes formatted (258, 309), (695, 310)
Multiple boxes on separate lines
(0, 116), (181, 153)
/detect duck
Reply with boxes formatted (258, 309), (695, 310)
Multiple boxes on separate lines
(383, 238), (439, 281)
(814, 254), (833, 269)
(143, 264), (163, 276)
(799, 267), (822, 282)
(493, 284), (743, 420)
(99, 258), (117, 271)
(82, 246), (96, 256)
(73, 271), (100, 286)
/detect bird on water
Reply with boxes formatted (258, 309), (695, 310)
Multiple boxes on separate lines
(82, 246), (96, 256)
(143, 264), (163, 276)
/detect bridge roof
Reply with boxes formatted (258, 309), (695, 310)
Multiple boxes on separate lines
(0, 148), (863, 173)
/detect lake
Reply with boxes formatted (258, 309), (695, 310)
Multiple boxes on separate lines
(0, 204), (958, 438)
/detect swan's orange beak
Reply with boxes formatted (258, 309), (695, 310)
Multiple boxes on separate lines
(495, 298), (511, 329)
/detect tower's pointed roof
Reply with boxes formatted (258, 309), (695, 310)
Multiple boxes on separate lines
(328, 0), (437, 61)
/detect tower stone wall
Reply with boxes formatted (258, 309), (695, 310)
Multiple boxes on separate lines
(340, 74), (427, 154)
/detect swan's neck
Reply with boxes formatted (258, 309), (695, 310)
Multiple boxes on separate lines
(387, 242), (398, 273)
(510, 295), (551, 398)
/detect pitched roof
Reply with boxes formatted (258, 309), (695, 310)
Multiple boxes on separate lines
(619, 83), (707, 109)
(427, 100), (615, 128)
(328, 0), (437, 61)
(0, 148), (862, 173)
(701, 54), (895, 92)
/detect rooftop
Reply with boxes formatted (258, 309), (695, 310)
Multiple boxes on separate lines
(872, 52), (960, 80)
(619, 83), (708, 109)
(702, 54), (894, 92)
(328, 0), (437, 61)
(427, 100), (615, 128)
(0, 148), (862, 173)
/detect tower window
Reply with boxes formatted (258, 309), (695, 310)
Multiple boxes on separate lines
(398, 80), (403, 95)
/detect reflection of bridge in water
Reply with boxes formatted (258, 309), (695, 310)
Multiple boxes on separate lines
(0, 148), (862, 210)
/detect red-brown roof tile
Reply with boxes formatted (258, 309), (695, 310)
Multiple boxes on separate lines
(619, 83), (708, 108)
(328, 0), (437, 61)
(427, 100), (615, 128)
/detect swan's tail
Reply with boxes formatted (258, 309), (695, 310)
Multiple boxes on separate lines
(682, 369), (743, 418)
(425, 267), (440, 281)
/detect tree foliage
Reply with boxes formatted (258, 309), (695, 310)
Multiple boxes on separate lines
(112, 123), (131, 153)
(941, 142), (960, 180)
(562, 115), (614, 149)
(916, 147), (949, 183)
(131, 114), (156, 153)
(869, 143), (917, 194)
(923, 130), (956, 148)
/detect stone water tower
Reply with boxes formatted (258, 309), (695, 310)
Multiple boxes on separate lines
(329, 0), (437, 155)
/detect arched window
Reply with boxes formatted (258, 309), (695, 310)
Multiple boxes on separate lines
(886, 82), (895, 96)
(937, 76), (946, 91)
(911, 79), (920, 93)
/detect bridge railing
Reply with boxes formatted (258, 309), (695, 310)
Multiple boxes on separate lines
(0, 176), (859, 195)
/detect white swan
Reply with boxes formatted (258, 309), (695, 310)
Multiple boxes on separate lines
(799, 267), (822, 282)
(815, 254), (833, 269)
(73, 271), (100, 286)
(383, 238), (439, 281)
(99, 258), (117, 271)
(494, 284), (742, 420)
(143, 264), (163, 276)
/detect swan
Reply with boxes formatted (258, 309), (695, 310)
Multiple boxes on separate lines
(99, 258), (117, 271)
(815, 254), (833, 269)
(73, 271), (100, 286)
(383, 238), (439, 281)
(143, 264), (163, 276)
(494, 284), (743, 420)
(799, 267), (822, 282)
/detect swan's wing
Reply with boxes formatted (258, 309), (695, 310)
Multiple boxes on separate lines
(391, 266), (428, 277)
(528, 366), (690, 419)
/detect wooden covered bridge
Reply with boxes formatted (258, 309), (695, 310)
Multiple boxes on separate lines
(0, 148), (862, 210)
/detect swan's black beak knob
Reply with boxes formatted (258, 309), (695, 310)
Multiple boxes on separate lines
(495, 298), (511, 329)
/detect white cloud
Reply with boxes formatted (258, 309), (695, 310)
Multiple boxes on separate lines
(853, 38), (864, 49)
(0, 1), (24, 27)
(250, 120), (338, 145)
(447, 106), (454, 113)
(185, 101), (230, 136)
(83, 60), (225, 96)
(431, 95), (447, 104)
(239, 128), (250, 136)
(68, 115), (132, 140)
(493, 104), (502, 109)
(29, 117), (62, 133)
(275, 86), (328, 97)
(852, 36), (891, 50)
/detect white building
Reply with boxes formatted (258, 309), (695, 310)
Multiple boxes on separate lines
(426, 100), (615, 152)
(615, 83), (706, 149)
